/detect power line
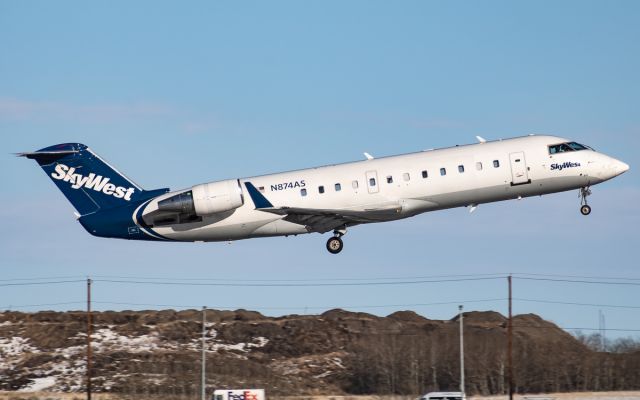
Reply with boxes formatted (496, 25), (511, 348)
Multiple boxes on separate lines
(93, 276), (502, 287)
(9, 298), (634, 312)
(0, 301), (85, 309)
(90, 272), (508, 282)
(0, 275), (86, 282)
(515, 298), (640, 310)
(0, 279), (85, 287)
(91, 298), (507, 311)
(512, 272), (640, 281)
(86, 272), (640, 282)
(4, 271), (640, 284)
(512, 325), (640, 333)
(515, 276), (640, 286)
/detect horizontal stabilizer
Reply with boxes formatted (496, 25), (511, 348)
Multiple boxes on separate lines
(17, 150), (79, 158)
(16, 149), (80, 165)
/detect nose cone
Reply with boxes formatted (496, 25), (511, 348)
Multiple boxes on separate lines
(591, 155), (630, 182)
(613, 159), (630, 176)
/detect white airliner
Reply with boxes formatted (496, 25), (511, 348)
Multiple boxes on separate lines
(20, 135), (628, 253)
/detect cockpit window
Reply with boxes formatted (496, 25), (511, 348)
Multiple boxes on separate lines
(567, 141), (592, 151)
(548, 143), (573, 154)
(548, 142), (592, 154)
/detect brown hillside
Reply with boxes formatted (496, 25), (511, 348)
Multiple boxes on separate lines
(0, 309), (638, 396)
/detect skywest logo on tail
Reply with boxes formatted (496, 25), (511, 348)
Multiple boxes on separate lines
(51, 163), (135, 200)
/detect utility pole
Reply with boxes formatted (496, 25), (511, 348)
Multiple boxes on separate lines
(201, 306), (206, 400)
(507, 275), (513, 400)
(87, 278), (92, 400)
(599, 310), (606, 352)
(459, 305), (465, 397)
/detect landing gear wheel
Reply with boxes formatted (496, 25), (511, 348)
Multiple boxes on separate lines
(326, 236), (344, 254)
(579, 186), (592, 216)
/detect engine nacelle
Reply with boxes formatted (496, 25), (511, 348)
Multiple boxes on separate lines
(158, 179), (244, 216)
(192, 179), (244, 215)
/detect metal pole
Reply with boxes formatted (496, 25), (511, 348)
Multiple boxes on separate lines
(459, 305), (465, 397)
(508, 275), (513, 400)
(87, 278), (92, 400)
(201, 306), (206, 400)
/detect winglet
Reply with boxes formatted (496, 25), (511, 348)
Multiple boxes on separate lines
(244, 182), (274, 209)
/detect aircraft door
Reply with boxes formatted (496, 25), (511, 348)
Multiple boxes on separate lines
(365, 170), (379, 194)
(509, 151), (530, 185)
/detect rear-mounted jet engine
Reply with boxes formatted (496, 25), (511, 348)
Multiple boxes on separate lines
(153, 179), (244, 225)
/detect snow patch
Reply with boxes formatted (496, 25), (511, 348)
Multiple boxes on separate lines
(204, 336), (269, 353)
(18, 376), (57, 392)
(0, 336), (40, 369)
(248, 336), (269, 348)
(0, 336), (40, 356)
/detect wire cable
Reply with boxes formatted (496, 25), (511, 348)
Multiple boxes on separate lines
(0, 301), (85, 309)
(0, 275), (86, 282)
(515, 298), (640, 310)
(90, 272), (508, 283)
(93, 276), (503, 287)
(515, 276), (640, 286)
(91, 297), (507, 311)
(0, 279), (85, 287)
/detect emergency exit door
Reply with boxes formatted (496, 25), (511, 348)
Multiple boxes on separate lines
(509, 152), (530, 185)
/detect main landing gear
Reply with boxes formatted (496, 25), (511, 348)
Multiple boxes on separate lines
(326, 228), (347, 254)
(579, 186), (592, 216)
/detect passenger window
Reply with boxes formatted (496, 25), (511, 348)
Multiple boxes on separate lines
(352, 180), (359, 189)
(440, 168), (446, 176)
(318, 186), (325, 194)
(387, 176), (393, 184)
(301, 188), (307, 196)
(421, 170), (428, 178)
(335, 183), (341, 191)
(403, 173), (410, 181)
(493, 160), (500, 168)
(369, 178), (376, 186)
(458, 165), (464, 173)
(476, 162), (482, 171)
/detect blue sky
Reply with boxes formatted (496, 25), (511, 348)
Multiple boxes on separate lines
(1, 1), (639, 339)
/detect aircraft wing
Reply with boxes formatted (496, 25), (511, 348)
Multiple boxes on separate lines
(244, 182), (401, 233)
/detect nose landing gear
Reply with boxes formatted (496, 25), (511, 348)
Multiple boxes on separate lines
(326, 228), (346, 254)
(579, 186), (592, 216)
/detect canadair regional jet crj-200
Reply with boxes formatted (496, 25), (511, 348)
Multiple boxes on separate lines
(20, 135), (628, 254)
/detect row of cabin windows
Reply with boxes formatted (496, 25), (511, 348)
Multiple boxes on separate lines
(300, 159), (501, 196)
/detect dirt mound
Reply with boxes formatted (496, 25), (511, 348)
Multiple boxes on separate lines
(1, 309), (639, 396)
